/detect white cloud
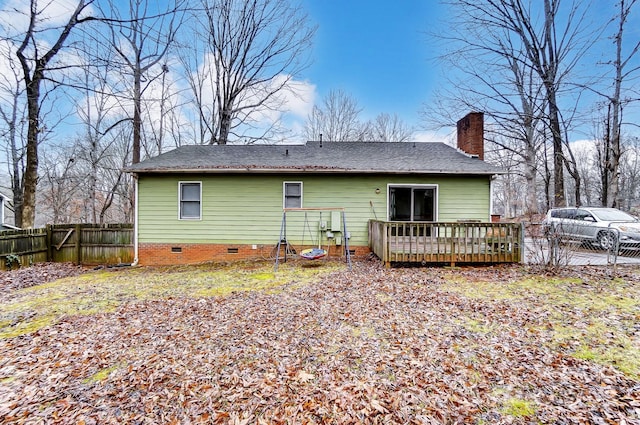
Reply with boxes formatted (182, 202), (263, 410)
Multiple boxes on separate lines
(569, 139), (597, 154)
(277, 77), (316, 119)
(0, 0), (95, 35)
(239, 75), (316, 139)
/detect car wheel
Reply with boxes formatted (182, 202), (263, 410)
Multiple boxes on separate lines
(597, 231), (617, 251)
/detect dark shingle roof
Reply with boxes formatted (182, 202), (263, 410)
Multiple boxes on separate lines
(128, 141), (503, 175)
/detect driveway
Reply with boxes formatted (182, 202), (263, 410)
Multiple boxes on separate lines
(523, 237), (640, 266)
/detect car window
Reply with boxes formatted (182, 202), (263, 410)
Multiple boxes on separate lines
(551, 209), (576, 219)
(575, 209), (593, 221)
(590, 208), (636, 222)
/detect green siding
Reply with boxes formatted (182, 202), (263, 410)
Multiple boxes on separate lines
(137, 174), (491, 247)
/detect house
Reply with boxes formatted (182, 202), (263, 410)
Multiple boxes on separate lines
(128, 112), (507, 266)
(0, 193), (19, 231)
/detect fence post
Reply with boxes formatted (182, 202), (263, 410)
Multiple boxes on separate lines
(46, 224), (53, 262)
(519, 222), (525, 263)
(75, 223), (82, 265)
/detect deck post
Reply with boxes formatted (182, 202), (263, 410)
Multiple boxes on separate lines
(519, 222), (525, 263)
(383, 222), (390, 267)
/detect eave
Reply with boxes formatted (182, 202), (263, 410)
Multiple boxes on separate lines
(128, 167), (504, 176)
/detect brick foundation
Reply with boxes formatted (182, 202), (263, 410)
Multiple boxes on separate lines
(137, 243), (370, 266)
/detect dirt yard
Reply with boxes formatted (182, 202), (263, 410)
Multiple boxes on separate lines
(0, 261), (639, 424)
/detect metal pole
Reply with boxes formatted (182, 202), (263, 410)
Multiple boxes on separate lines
(274, 211), (286, 272)
(342, 210), (352, 271)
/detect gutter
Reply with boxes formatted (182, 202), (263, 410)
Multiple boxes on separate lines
(127, 168), (505, 175)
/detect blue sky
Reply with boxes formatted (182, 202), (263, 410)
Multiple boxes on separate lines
(0, 0), (448, 147)
(300, 1), (445, 128)
(3, 0), (635, 145)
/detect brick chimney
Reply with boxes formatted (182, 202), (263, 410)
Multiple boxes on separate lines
(457, 112), (484, 160)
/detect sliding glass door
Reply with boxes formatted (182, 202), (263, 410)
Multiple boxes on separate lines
(389, 186), (436, 221)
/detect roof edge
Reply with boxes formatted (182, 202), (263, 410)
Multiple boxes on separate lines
(128, 167), (505, 175)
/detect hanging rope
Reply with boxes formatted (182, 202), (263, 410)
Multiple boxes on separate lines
(301, 212), (315, 247)
(300, 211), (327, 260)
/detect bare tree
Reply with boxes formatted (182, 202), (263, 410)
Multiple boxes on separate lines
(597, 0), (640, 207)
(0, 39), (26, 227)
(486, 136), (527, 217)
(38, 146), (81, 224)
(619, 136), (640, 210)
(425, 22), (548, 214)
(194, 0), (315, 144)
(437, 0), (596, 210)
(304, 89), (369, 141)
(572, 139), (597, 206)
(101, 0), (184, 163)
(94, 128), (133, 224)
(73, 36), (129, 224)
(366, 113), (414, 142)
(6, 0), (107, 228)
(178, 38), (213, 145)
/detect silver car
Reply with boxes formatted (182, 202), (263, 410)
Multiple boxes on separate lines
(544, 207), (640, 250)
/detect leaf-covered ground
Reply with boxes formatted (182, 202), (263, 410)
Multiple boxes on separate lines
(0, 262), (86, 292)
(1, 261), (639, 424)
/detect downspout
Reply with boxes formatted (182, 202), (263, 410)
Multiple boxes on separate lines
(132, 175), (139, 266)
(489, 175), (496, 222)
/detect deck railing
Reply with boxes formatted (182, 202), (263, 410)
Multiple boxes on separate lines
(369, 220), (523, 266)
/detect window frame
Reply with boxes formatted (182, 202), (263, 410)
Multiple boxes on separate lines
(178, 181), (202, 220)
(386, 184), (438, 221)
(283, 181), (303, 209)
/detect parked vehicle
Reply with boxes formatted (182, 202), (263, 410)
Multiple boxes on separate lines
(543, 207), (640, 250)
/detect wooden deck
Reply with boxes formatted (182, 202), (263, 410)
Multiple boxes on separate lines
(369, 220), (522, 267)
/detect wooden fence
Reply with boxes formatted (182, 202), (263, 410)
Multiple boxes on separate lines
(0, 224), (134, 270)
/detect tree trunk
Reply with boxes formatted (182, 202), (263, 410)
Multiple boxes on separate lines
(542, 0), (565, 208)
(524, 142), (539, 214)
(14, 0), (94, 227)
(8, 91), (23, 228)
(217, 107), (232, 145)
(21, 78), (41, 228)
(601, 109), (611, 206)
(89, 138), (98, 224)
(607, 0), (627, 208)
(548, 94), (566, 207)
(132, 70), (142, 163)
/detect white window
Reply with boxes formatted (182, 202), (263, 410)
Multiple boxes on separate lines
(179, 182), (201, 220)
(283, 182), (302, 208)
(388, 185), (437, 221)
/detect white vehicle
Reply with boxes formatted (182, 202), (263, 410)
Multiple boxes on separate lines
(544, 207), (640, 250)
